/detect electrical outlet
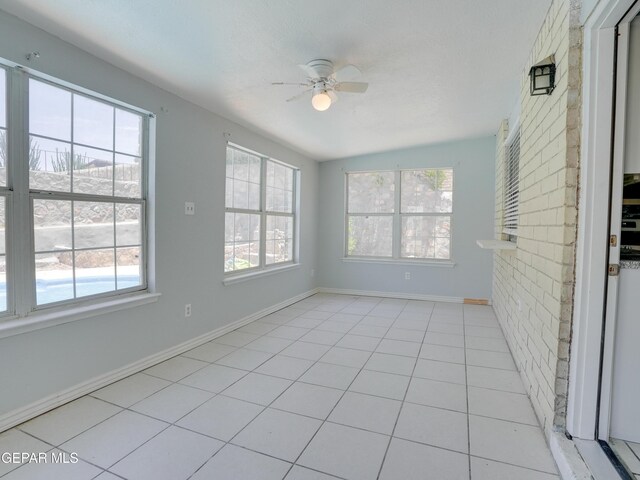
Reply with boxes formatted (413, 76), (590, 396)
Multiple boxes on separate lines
(310, 268), (315, 277)
(516, 298), (522, 312)
(184, 304), (192, 317)
(405, 272), (411, 280)
(184, 202), (195, 215)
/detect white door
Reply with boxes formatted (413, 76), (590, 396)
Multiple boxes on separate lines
(601, 15), (640, 443)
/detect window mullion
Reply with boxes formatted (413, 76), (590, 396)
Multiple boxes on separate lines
(9, 67), (33, 315)
(260, 158), (267, 269)
(393, 170), (401, 259)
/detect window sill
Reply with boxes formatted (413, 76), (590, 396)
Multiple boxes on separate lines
(0, 292), (161, 339)
(341, 257), (456, 268)
(223, 263), (301, 285)
(476, 239), (517, 250)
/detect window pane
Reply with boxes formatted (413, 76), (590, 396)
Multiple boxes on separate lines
(36, 252), (74, 305)
(0, 70), (5, 188)
(224, 212), (260, 272)
(74, 201), (114, 249)
(401, 169), (453, 213)
(0, 195), (5, 255)
(232, 179), (249, 209)
(75, 248), (115, 297)
(29, 136), (72, 192)
(266, 215), (293, 265)
(347, 172), (395, 213)
(0, 69), (6, 128)
(0, 128), (6, 187)
(29, 79), (71, 141)
(401, 215), (451, 259)
(226, 147), (261, 210)
(0, 270), (5, 312)
(0, 196), (5, 312)
(34, 199), (74, 306)
(114, 154), (142, 198)
(347, 215), (393, 257)
(117, 246), (142, 289)
(72, 145), (114, 195)
(33, 199), (72, 252)
(115, 108), (142, 156)
(266, 160), (294, 213)
(73, 94), (114, 150)
(116, 203), (142, 247)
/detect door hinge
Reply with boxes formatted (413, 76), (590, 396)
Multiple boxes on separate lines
(608, 264), (620, 276)
(610, 235), (617, 247)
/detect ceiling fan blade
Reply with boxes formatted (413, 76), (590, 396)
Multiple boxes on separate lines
(327, 90), (338, 103)
(298, 63), (319, 79)
(272, 82), (311, 87)
(333, 64), (361, 81)
(334, 81), (368, 93)
(285, 89), (312, 102)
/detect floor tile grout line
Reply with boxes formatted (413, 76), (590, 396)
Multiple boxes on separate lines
(221, 296), (376, 477)
(141, 358), (214, 383)
(466, 453), (562, 476)
(463, 305), (473, 480)
(374, 303), (436, 480)
(281, 297), (398, 473)
(186, 293), (371, 480)
(73, 337), (295, 477)
(284, 308), (392, 479)
(627, 440), (640, 465)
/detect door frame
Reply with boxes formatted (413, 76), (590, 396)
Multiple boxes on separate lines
(567, 0), (639, 440)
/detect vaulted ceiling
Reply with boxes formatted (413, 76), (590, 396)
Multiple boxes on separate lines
(0, 0), (551, 160)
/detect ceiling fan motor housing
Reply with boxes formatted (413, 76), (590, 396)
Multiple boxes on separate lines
(307, 59), (334, 79)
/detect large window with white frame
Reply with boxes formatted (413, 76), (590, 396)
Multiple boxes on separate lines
(0, 64), (149, 317)
(346, 168), (453, 260)
(224, 144), (297, 274)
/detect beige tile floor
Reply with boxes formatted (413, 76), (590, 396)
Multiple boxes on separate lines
(0, 294), (560, 479)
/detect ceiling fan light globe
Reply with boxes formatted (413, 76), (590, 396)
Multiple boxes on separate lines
(311, 92), (332, 111)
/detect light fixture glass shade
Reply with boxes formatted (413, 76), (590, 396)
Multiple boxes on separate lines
(311, 91), (332, 111)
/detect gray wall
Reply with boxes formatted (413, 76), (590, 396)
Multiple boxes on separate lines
(0, 11), (318, 415)
(317, 137), (496, 299)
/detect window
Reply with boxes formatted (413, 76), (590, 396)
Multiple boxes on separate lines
(224, 145), (297, 274)
(0, 64), (149, 317)
(346, 168), (453, 261)
(503, 127), (520, 238)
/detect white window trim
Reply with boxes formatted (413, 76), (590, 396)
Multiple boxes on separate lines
(344, 168), (454, 262)
(0, 292), (161, 339)
(224, 143), (299, 277)
(222, 263), (300, 285)
(341, 257), (455, 267)
(0, 60), (154, 322)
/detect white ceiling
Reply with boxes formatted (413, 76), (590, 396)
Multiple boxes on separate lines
(0, 0), (550, 160)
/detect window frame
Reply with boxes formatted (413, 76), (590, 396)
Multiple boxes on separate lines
(0, 61), (152, 320)
(344, 168), (454, 262)
(224, 143), (298, 277)
(503, 124), (520, 240)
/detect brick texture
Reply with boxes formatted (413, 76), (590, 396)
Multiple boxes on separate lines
(493, 0), (581, 438)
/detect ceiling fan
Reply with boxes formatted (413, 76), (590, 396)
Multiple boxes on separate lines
(273, 59), (368, 111)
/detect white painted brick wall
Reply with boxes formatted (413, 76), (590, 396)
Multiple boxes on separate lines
(493, 0), (581, 438)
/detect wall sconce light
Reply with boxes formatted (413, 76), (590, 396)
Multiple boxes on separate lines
(529, 55), (556, 96)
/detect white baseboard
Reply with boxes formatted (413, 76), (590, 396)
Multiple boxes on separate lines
(317, 287), (465, 304)
(0, 288), (319, 433)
